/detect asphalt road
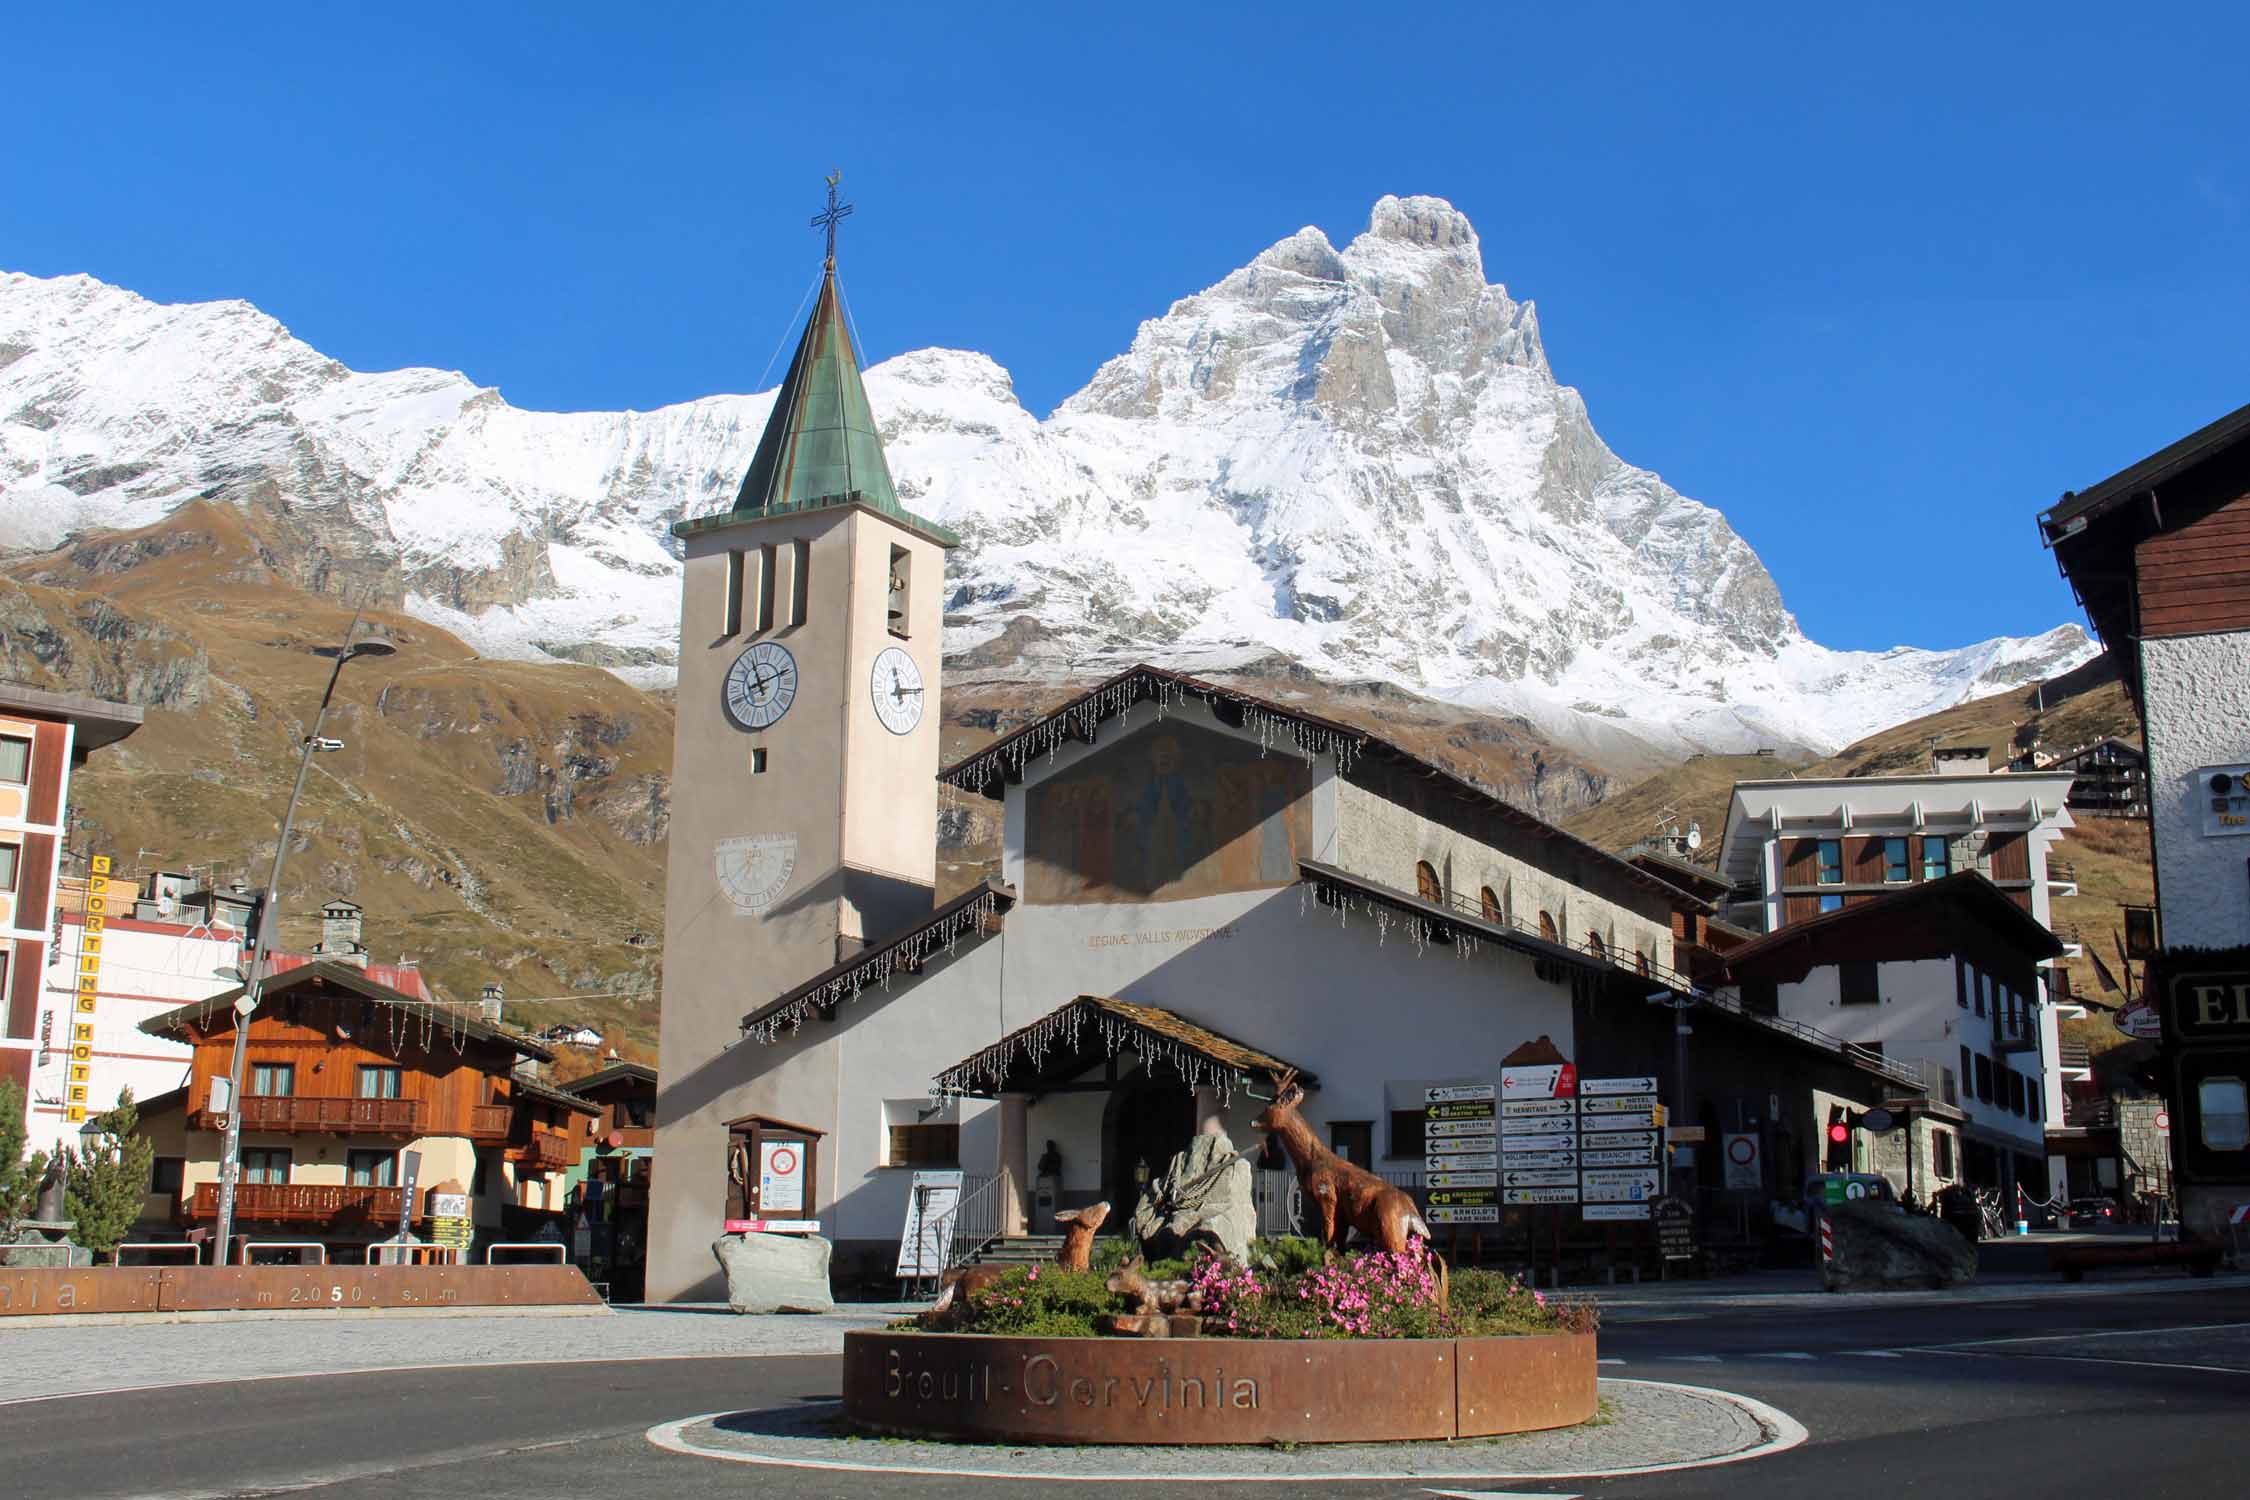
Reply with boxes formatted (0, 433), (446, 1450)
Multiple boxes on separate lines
(7, 1284), (2246, 1500)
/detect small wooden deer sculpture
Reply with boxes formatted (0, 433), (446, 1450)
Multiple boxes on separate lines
(1055, 1200), (1110, 1271)
(1255, 1068), (1442, 1280)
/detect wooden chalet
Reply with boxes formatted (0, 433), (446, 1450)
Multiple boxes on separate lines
(136, 960), (596, 1257)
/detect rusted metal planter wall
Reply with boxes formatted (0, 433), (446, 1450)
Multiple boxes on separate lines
(0, 1265), (602, 1317)
(842, 1330), (1595, 1445)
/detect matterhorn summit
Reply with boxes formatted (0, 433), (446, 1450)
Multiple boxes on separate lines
(0, 197), (2090, 755)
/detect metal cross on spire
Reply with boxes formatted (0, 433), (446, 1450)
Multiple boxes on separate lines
(811, 169), (854, 269)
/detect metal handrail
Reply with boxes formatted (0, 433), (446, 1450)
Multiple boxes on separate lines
(484, 1242), (566, 1265)
(941, 1172), (1004, 1269)
(237, 1239), (327, 1266)
(115, 1241), (201, 1266)
(1696, 987), (1928, 1093)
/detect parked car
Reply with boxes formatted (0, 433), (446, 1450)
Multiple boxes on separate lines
(2065, 1196), (2119, 1230)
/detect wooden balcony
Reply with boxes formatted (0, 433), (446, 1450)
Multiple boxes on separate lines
(201, 1095), (423, 1135)
(468, 1104), (513, 1141)
(509, 1131), (577, 1174)
(185, 1181), (422, 1224)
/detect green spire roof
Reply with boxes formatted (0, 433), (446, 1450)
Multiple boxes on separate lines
(675, 268), (956, 545)
(733, 270), (899, 517)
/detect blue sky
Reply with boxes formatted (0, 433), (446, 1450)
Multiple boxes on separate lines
(7, 5), (2246, 655)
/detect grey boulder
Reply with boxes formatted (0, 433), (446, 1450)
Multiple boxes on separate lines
(712, 1232), (835, 1314)
(1823, 1201), (1976, 1292)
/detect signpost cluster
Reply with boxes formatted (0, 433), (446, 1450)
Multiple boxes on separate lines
(1425, 1068), (1667, 1227)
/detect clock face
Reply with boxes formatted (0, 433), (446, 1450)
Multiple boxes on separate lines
(723, 642), (797, 731)
(870, 645), (925, 736)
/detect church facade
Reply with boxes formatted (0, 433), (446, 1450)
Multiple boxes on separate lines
(646, 234), (1907, 1301)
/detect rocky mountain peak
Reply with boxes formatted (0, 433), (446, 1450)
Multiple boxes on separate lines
(0, 197), (2096, 756)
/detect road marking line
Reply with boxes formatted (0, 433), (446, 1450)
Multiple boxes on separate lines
(0, 1347), (849, 1410)
(645, 1379), (1811, 1482)
(1914, 1320), (2250, 1351)
(1842, 1351), (1902, 1358)
(1677, 1355), (1723, 1363)
(1423, 1491), (1582, 1498)
(1596, 1357), (1627, 1365)
(1758, 1352), (1815, 1360)
(1903, 1348), (2248, 1377)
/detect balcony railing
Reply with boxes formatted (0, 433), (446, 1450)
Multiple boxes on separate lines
(468, 1104), (512, 1140)
(218, 1096), (422, 1134)
(511, 1131), (577, 1173)
(2063, 1097), (2118, 1129)
(186, 1181), (419, 1224)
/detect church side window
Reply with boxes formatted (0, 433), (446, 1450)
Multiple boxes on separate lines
(1479, 885), (1502, 923)
(883, 1097), (959, 1166)
(887, 545), (911, 637)
(1538, 910), (1558, 942)
(723, 550), (746, 636)
(1416, 861), (1442, 904)
(790, 539), (811, 627)
(755, 545), (778, 633)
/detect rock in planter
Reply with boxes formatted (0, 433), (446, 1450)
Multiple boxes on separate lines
(713, 1231), (835, 1314)
(1823, 1200), (1975, 1291)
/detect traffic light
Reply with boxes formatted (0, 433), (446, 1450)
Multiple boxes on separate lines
(1824, 1105), (1853, 1170)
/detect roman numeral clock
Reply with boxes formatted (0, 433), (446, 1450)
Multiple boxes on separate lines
(723, 641), (797, 730)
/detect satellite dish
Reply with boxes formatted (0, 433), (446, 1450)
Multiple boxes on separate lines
(1685, 823), (1703, 851)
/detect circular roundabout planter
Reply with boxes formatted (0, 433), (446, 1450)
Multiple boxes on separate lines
(842, 1328), (1596, 1445)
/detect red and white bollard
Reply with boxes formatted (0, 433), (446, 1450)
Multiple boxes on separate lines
(1820, 1219), (1835, 1266)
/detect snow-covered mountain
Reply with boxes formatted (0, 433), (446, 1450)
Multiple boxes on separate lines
(0, 196), (2091, 755)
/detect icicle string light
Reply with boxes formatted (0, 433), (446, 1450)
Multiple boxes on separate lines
(744, 891), (1002, 1044)
(934, 999), (1250, 1104)
(941, 671), (1366, 798)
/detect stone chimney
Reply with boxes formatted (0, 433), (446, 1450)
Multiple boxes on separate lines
(317, 898), (367, 969)
(1931, 743), (1992, 777)
(479, 983), (504, 1024)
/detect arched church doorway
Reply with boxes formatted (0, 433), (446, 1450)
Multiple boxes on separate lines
(1101, 1073), (1196, 1229)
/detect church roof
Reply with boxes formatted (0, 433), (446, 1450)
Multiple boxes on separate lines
(673, 269), (959, 547)
(938, 664), (1709, 914)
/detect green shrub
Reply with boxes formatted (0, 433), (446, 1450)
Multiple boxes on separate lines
(1448, 1268), (1598, 1336)
(948, 1266), (1119, 1338)
(1247, 1235), (1325, 1278)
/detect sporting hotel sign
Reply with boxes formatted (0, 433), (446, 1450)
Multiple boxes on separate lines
(63, 855), (117, 1125)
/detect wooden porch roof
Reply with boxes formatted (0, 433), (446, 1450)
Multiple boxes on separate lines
(933, 994), (1317, 1102)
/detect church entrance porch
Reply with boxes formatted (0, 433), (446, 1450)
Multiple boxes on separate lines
(933, 994), (1317, 1265)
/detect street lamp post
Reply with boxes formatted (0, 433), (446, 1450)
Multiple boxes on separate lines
(211, 614), (395, 1266)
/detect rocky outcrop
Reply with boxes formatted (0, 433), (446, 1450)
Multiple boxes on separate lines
(1823, 1201), (1977, 1292)
(714, 1232), (834, 1314)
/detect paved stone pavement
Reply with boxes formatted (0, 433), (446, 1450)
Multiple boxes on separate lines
(653, 1378), (1789, 1480)
(0, 1303), (921, 1405)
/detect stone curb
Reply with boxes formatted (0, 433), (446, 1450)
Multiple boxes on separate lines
(645, 1377), (1809, 1482)
(0, 1303), (615, 1329)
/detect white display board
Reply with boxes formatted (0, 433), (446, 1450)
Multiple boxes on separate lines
(894, 1169), (965, 1278)
(759, 1139), (806, 1213)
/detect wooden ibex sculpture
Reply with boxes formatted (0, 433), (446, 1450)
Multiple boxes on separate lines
(1255, 1068), (1443, 1277)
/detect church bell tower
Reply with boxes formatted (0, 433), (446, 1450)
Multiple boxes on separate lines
(648, 179), (956, 1300)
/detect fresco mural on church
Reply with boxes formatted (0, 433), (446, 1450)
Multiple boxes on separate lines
(1025, 721), (1312, 905)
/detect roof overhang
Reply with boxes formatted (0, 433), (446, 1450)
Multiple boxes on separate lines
(1717, 772), (2078, 886)
(138, 959), (553, 1060)
(935, 994), (1315, 1102)
(742, 881), (1012, 1040)
(0, 682), (143, 753)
